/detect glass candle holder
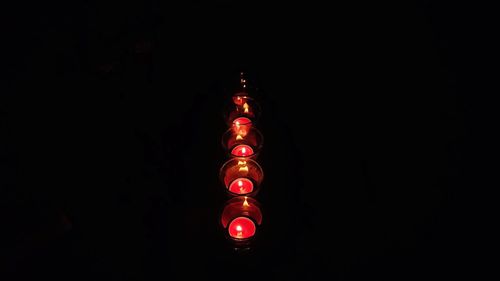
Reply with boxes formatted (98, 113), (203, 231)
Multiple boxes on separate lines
(219, 157), (264, 196)
(231, 116), (252, 137)
(221, 127), (263, 159)
(232, 92), (248, 106)
(221, 196), (263, 244)
(224, 95), (262, 126)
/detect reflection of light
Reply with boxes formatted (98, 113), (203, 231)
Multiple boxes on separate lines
(238, 160), (249, 172)
(236, 134), (243, 140)
(243, 102), (249, 113)
(243, 197), (250, 207)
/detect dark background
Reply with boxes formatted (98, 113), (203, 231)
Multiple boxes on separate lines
(1, 1), (494, 280)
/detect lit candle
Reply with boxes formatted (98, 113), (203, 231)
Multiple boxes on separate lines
(228, 217), (256, 239)
(232, 117), (252, 126)
(220, 158), (264, 195)
(221, 196), (262, 242)
(228, 178), (254, 194)
(233, 95), (247, 106)
(232, 117), (252, 137)
(231, 144), (254, 157)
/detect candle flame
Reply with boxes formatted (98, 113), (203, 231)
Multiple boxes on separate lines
(236, 225), (242, 232)
(243, 102), (250, 113)
(238, 180), (243, 187)
(243, 197), (250, 207)
(238, 160), (249, 172)
(241, 147), (246, 154)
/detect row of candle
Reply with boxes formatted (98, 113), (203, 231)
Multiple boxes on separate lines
(219, 75), (263, 244)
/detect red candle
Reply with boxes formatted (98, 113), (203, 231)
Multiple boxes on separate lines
(232, 117), (252, 137)
(228, 178), (254, 194)
(231, 145), (254, 157)
(232, 117), (252, 127)
(233, 95), (247, 106)
(228, 217), (256, 239)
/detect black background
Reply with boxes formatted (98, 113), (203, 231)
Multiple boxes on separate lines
(1, 1), (494, 280)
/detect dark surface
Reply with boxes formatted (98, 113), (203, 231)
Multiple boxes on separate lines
(1, 1), (493, 280)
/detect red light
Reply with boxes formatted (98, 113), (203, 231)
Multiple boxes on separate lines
(231, 145), (254, 157)
(232, 117), (252, 136)
(233, 95), (247, 106)
(232, 117), (252, 126)
(228, 217), (256, 239)
(228, 178), (254, 194)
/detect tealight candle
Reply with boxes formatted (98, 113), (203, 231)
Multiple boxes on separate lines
(228, 178), (254, 194)
(228, 217), (256, 239)
(231, 144), (254, 157)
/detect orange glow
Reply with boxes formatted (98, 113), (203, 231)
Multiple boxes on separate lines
(243, 197), (250, 207)
(243, 102), (250, 113)
(237, 160), (249, 172)
(236, 134), (244, 140)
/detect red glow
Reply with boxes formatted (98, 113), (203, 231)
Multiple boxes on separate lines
(232, 117), (252, 136)
(231, 145), (254, 157)
(228, 217), (256, 239)
(233, 95), (247, 106)
(228, 178), (254, 194)
(233, 117), (252, 126)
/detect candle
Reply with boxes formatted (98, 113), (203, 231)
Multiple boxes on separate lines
(222, 127), (263, 157)
(228, 178), (254, 194)
(221, 196), (263, 241)
(225, 96), (259, 125)
(228, 217), (256, 239)
(232, 117), (252, 137)
(220, 158), (264, 195)
(231, 144), (254, 157)
(233, 95), (247, 106)
(232, 117), (252, 127)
